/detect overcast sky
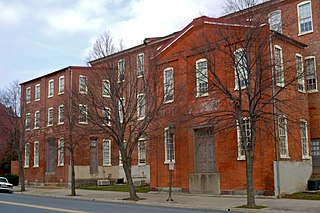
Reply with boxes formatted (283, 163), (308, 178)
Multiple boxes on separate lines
(0, 0), (225, 88)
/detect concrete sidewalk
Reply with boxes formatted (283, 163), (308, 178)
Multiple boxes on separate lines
(12, 186), (320, 213)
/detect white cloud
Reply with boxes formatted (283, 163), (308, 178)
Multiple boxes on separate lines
(0, 2), (25, 28)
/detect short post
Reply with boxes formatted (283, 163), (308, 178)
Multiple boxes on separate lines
(167, 124), (175, 202)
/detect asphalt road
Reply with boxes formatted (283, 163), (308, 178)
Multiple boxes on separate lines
(0, 193), (239, 213)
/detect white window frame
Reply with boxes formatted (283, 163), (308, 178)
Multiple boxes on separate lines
(119, 98), (125, 124)
(236, 117), (251, 160)
(311, 140), (320, 156)
(196, 58), (209, 97)
(118, 59), (125, 82)
(26, 87), (31, 103)
(274, 45), (284, 87)
(137, 53), (144, 77)
(164, 67), (174, 103)
(103, 107), (111, 126)
(279, 115), (290, 158)
(48, 79), (54, 98)
(79, 75), (87, 94)
(34, 110), (40, 129)
(137, 93), (145, 120)
(79, 104), (88, 124)
(305, 56), (317, 92)
(58, 105), (64, 125)
(103, 139), (111, 166)
(25, 112), (31, 130)
(296, 54), (305, 92)
(138, 138), (146, 165)
(102, 79), (111, 97)
(59, 76), (65, 94)
(35, 84), (40, 101)
(164, 127), (175, 164)
(300, 119), (310, 159)
(234, 48), (248, 90)
(33, 141), (39, 167)
(268, 10), (282, 33)
(24, 143), (30, 168)
(47, 107), (53, 126)
(57, 138), (64, 166)
(297, 1), (313, 35)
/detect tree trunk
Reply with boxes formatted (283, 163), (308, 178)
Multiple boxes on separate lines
(70, 148), (76, 196)
(17, 148), (25, 192)
(123, 160), (139, 200)
(246, 154), (256, 207)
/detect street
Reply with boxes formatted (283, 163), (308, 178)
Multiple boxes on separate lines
(0, 193), (239, 213)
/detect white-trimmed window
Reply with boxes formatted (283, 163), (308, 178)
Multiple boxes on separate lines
(119, 98), (125, 123)
(300, 119), (310, 159)
(274, 45), (284, 87)
(47, 107), (53, 126)
(58, 105), (64, 124)
(137, 53), (144, 77)
(102, 80), (111, 97)
(35, 84), (40, 101)
(164, 127), (175, 163)
(79, 75), (87, 93)
(25, 113), (31, 130)
(59, 76), (65, 94)
(48, 79), (54, 97)
(33, 142), (39, 167)
(118, 59), (125, 82)
(137, 93), (145, 120)
(234, 48), (248, 89)
(305, 56), (317, 92)
(196, 59), (209, 97)
(102, 107), (111, 126)
(103, 139), (111, 166)
(298, 1), (313, 34)
(311, 140), (320, 156)
(24, 143), (30, 168)
(296, 54), (305, 92)
(26, 87), (31, 103)
(268, 10), (282, 33)
(237, 118), (251, 160)
(57, 138), (64, 166)
(138, 138), (146, 165)
(164, 68), (174, 102)
(79, 104), (88, 124)
(279, 115), (289, 158)
(34, 110), (40, 129)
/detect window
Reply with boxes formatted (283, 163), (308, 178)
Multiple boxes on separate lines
(196, 59), (209, 97)
(268, 10), (282, 33)
(90, 139), (98, 173)
(305, 56), (317, 91)
(164, 68), (174, 102)
(298, 1), (313, 34)
(119, 98), (125, 123)
(118, 59), (125, 82)
(300, 120), (309, 159)
(35, 84), (40, 101)
(79, 104), (88, 124)
(58, 105), (64, 124)
(59, 76), (65, 94)
(164, 127), (175, 163)
(34, 111), (40, 129)
(102, 80), (111, 97)
(102, 107), (111, 126)
(137, 53), (144, 77)
(234, 48), (248, 89)
(25, 113), (31, 130)
(237, 118), (251, 160)
(103, 139), (111, 166)
(58, 138), (64, 166)
(24, 143), (30, 168)
(26, 87), (31, 103)
(48, 79), (54, 97)
(79, 75), (87, 93)
(279, 115), (289, 158)
(296, 54), (305, 92)
(137, 93), (145, 120)
(33, 142), (39, 167)
(47, 107), (53, 126)
(311, 140), (320, 156)
(274, 45), (284, 87)
(138, 139), (146, 165)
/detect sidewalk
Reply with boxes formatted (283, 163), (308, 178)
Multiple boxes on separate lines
(13, 186), (320, 213)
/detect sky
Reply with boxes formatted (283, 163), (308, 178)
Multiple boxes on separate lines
(0, 0), (225, 88)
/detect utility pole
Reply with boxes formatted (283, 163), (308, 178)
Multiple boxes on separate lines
(167, 124), (175, 202)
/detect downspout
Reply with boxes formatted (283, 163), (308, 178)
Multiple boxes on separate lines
(269, 33), (281, 198)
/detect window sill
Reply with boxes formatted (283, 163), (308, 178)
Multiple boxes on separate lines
(47, 95), (53, 98)
(276, 84), (285, 88)
(164, 160), (175, 164)
(237, 156), (245, 161)
(34, 99), (40, 102)
(102, 95), (111, 98)
(137, 117), (145, 121)
(234, 86), (247, 91)
(79, 91), (87, 94)
(34, 127), (40, 130)
(137, 75), (143, 78)
(302, 156), (311, 160)
(103, 164), (112, 167)
(196, 93), (209, 98)
(307, 89), (318, 93)
(79, 122), (88, 125)
(57, 122), (64, 125)
(58, 92), (64, 95)
(57, 164), (64, 167)
(164, 99), (174, 104)
(47, 124), (53, 127)
(298, 30), (313, 36)
(138, 163), (146, 166)
(24, 166), (29, 169)
(33, 165), (39, 168)
(280, 156), (290, 159)
(298, 90), (306, 93)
